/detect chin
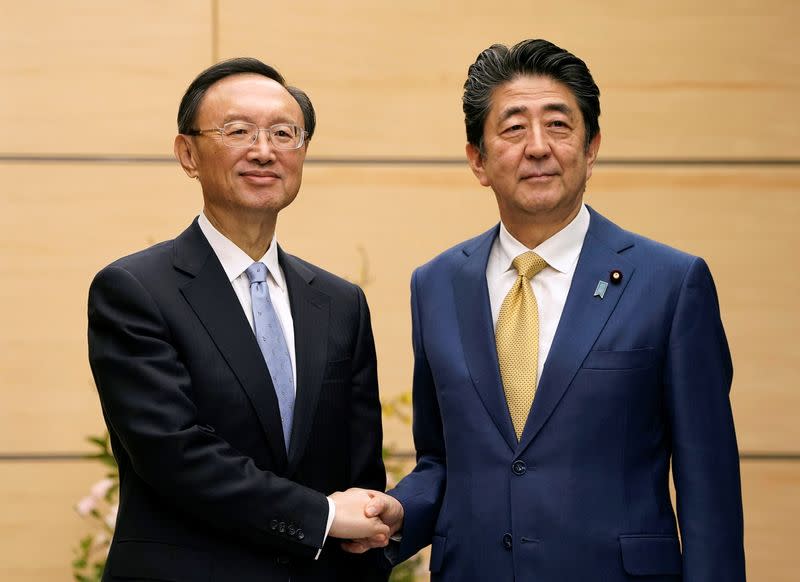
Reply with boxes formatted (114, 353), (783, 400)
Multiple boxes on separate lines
(516, 192), (562, 213)
(242, 187), (290, 205)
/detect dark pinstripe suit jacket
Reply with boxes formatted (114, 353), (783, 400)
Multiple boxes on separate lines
(88, 218), (387, 582)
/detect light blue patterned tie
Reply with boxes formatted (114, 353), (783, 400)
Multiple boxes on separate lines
(246, 262), (294, 452)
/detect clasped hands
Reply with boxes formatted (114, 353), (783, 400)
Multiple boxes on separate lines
(328, 488), (404, 553)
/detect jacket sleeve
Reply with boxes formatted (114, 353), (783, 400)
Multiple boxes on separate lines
(388, 268), (447, 563)
(337, 285), (390, 581)
(347, 286), (387, 491)
(88, 264), (329, 559)
(664, 257), (746, 581)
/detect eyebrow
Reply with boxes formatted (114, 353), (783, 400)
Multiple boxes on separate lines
(498, 105), (528, 123)
(497, 102), (575, 123)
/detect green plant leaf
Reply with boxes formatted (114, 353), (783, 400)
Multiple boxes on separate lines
(87, 436), (106, 447)
(99, 455), (118, 468)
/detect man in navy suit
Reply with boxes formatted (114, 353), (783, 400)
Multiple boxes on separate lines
(348, 39), (745, 581)
(88, 58), (390, 581)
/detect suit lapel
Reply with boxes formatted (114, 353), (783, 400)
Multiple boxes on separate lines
(174, 220), (288, 469)
(453, 226), (518, 452)
(279, 249), (330, 475)
(518, 208), (636, 451)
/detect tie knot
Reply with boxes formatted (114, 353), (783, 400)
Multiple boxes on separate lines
(245, 262), (268, 285)
(512, 252), (547, 280)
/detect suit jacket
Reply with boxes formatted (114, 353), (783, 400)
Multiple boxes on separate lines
(88, 219), (388, 582)
(390, 207), (745, 581)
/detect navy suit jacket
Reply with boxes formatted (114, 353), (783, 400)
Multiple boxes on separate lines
(390, 207), (745, 581)
(88, 219), (387, 581)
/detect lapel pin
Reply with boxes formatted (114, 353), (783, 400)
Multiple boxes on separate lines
(593, 280), (608, 299)
(610, 269), (623, 284)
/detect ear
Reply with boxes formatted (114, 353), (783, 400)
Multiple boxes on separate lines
(585, 131), (601, 181)
(466, 142), (491, 187)
(174, 134), (199, 179)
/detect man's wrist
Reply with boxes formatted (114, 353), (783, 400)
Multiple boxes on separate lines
(313, 496), (336, 559)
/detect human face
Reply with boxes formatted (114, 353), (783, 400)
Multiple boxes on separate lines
(466, 75), (600, 237)
(175, 74), (307, 223)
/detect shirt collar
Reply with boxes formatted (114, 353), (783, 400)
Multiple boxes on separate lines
(197, 212), (286, 290)
(497, 203), (590, 275)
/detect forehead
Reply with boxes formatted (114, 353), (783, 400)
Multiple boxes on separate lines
(488, 75), (581, 120)
(196, 73), (303, 125)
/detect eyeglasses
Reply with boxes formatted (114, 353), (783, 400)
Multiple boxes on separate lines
(187, 121), (308, 150)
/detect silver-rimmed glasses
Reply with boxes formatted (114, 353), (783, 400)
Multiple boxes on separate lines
(188, 121), (308, 150)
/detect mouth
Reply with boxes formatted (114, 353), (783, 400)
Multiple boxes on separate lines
(240, 170), (280, 183)
(520, 172), (557, 182)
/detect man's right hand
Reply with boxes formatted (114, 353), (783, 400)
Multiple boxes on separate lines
(328, 488), (391, 540)
(340, 491), (404, 554)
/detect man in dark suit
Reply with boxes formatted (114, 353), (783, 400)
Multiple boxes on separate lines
(88, 58), (389, 581)
(348, 39), (746, 580)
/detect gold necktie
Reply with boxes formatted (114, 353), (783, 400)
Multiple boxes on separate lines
(496, 252), (548, 441)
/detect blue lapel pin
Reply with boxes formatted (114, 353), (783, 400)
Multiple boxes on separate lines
(593, 280), (608, 299)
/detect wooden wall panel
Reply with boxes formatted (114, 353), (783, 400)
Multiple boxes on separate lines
(0, 1), (212, 156)
(0, 461), (107, 581)
(2, 163), (796, 453)
(0, 460), (794, 580)
(218, 0), (800, 159)
(740, 461), (800, 581)
(2, 2), (796, 160)
(0, 163), (200, 451)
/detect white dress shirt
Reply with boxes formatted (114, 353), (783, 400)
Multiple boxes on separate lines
(197, 212), (334, 555)
(198, 212), (297, 388)
(486, 204), (590, 381)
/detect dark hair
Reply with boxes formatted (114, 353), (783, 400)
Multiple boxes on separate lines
(463, 39), (600, 153)
(177, 57), (316, 140)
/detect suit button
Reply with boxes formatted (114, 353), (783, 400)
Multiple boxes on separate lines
(512, 460), (527, 475)
(502, 533), (513, 550)
(270, 519), (278, 530)
(278, 521), (286, 533)
(297, 529), (305, 540)
(276, 556), (290, 565)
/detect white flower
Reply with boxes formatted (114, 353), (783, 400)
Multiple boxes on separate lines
(93, 532), (109, 549)
(76, 495), (97, 517)
(90, 478), (115, 500)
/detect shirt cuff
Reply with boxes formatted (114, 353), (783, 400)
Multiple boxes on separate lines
(315, 496), (336, 560)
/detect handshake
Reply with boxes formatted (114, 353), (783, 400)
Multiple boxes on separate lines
(328, 488), (405, 553)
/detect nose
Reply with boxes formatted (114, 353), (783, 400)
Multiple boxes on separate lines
(247, 128), (276, 163)
(523, 126), (550, 158)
